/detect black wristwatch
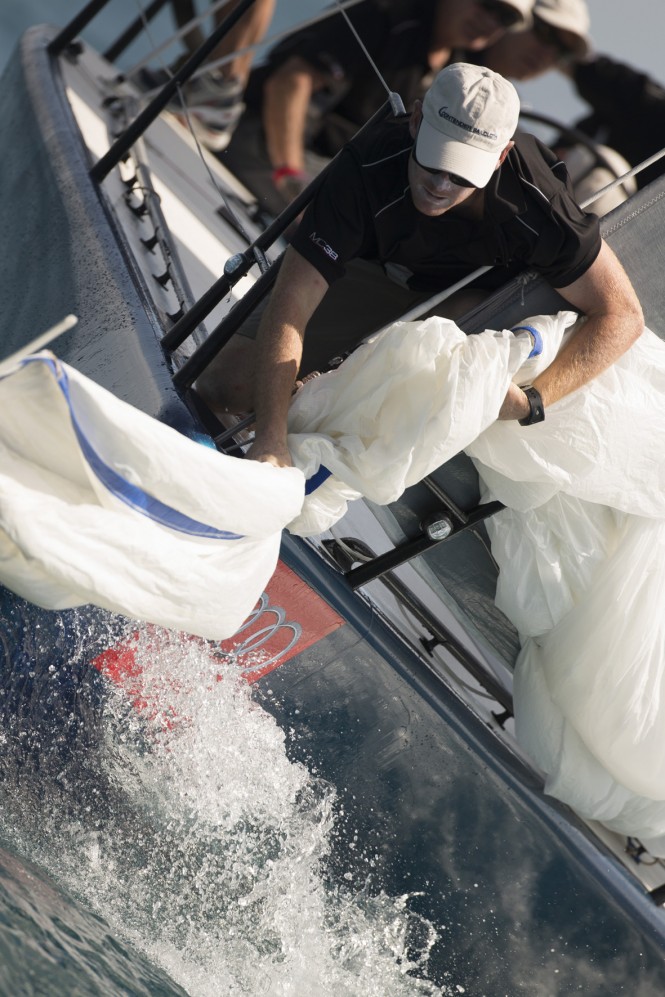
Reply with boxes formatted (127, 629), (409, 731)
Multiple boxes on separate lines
(518, 385), (545, 426)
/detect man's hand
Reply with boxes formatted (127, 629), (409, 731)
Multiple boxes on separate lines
(498, 382), (530, 421)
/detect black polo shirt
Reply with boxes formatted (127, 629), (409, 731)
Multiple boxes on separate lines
(290, 116), (602, 292)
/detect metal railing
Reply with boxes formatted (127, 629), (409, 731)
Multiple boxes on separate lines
(344, 500), (505, 590)
(90, 0), (260, 182)
(103, 0), (172, 63)
(326, 535), (513, 714)
(47, 0), (114, 54)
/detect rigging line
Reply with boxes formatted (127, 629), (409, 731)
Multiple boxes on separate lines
(129, 0), (255, 246)
(331, 0), (405, 115)
(122, 0), (366, 87)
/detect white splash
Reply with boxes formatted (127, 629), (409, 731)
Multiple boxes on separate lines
(69, 626), (455, 996)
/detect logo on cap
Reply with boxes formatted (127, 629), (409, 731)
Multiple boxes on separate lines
(438, 105), (498, 141)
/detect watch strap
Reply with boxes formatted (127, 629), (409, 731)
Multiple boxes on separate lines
(518, 385), (545, 426)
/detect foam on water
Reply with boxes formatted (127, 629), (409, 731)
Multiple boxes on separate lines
(3, 623), (460, 996)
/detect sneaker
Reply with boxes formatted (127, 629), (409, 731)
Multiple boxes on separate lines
(176, 72), (246, 152)
(134, 65), (172, 91)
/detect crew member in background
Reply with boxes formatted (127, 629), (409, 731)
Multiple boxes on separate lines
(476, 0), (637, 214)
(220, 0), (535, 214)
(560, 53), (665, 192)
(478, 0), (590, 83)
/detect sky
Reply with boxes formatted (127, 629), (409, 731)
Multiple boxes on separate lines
(1, 0), (664, 134)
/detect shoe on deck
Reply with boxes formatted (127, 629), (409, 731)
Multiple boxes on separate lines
(176, 73), (245, 152)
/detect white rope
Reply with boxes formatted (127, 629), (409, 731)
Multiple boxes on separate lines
(0, 315), (78, 374)
(579, 146), (665, 211)
(376, 267), (493, 333)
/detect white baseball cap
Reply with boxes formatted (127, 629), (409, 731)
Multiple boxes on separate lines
(534, 0), (591, 57)
(416, 63), (521, 188)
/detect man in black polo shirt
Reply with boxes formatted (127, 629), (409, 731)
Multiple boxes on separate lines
(196, 63), (643, 467)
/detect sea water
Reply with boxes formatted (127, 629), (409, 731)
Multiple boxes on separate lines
(0, 601), (457, 996)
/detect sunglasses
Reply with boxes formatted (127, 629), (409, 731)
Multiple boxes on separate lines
(478, 0), (523, 29)
(411, 147), (475, 188)
(532, 16), (573, 57)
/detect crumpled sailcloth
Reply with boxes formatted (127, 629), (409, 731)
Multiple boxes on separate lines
(286, 311), (665, 852)
(467, 322), (665, 854)
(286, 313), (552, 535)
(0, 352), (304, 640)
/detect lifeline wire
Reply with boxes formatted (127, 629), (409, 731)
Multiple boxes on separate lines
(578, 145), (665, 210)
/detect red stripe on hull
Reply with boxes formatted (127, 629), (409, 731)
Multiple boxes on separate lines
(91, 559), (345, 703)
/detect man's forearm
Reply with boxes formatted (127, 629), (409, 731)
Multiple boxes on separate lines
(531, 308), (642, 409)
(499, 306), (642, 421)
(541, 243), (643, 404)
(248, 248), (329, 466)
(500, 241), (643, 420)
(251, 318), (304, 463)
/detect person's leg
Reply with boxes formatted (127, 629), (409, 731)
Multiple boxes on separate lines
(176, 0), (275, 85)
(195, 260), (430, 416)
(174, 0), (276, 152)
(171, 0), (205, 55)
(210, 0), (276, 88)
(221, 115), (285, 214)
(194, 332), (259, 415)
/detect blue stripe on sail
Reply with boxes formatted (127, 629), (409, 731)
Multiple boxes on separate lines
(305, 465), (332, 494)
(19, 355), (245, 540)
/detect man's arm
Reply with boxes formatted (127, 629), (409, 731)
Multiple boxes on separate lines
(499, 239), (643, 419)
(248, 247), (329, 467)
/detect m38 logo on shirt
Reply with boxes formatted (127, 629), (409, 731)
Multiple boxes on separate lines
(309, 231), (339, 261)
